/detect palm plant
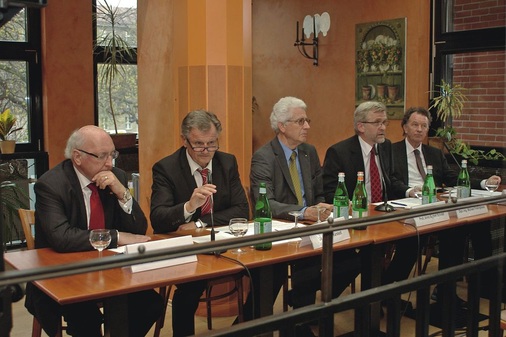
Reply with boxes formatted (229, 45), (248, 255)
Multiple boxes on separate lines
(0, 109), (22, 141)
(95, 0), (137, 134)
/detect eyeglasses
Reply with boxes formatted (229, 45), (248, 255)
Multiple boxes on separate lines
(77, 149), (119, 161)
(186, 139), (220, 153)
(287, 118), (311, 126)
(361, 120), (390, 128)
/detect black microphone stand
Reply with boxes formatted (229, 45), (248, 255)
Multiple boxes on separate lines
(206, 171), (226, 255)
(374, 145), (395, 212)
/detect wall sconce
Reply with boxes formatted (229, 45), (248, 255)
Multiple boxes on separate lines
(294, 12), (330, 66)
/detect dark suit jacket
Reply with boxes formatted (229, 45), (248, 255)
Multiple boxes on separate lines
(250, 137), (325, 220)
(392, 140), (484, 189)
(150, 147), (249, 232)
(322, 135), (408, 203)
(33, 159), (147, 252)
(26, 159), (148, 328)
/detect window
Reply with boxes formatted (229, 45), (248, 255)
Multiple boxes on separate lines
(431, 0), (505, 150)
(94, 0), (138, 135)
(0, 8), (43, 151)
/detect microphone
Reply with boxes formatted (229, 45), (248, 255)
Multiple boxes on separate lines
(374, 145), (395, 212)
(206, 170), (226, 255)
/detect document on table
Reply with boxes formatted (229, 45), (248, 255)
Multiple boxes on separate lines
(192, 220), (302, 245)
(372, 197), (422, 209)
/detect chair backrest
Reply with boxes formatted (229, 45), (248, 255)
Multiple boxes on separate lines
(18, 208), (35, 250)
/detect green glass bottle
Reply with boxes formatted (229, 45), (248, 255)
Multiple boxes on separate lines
(422, 165), (437, 204)
(456, 159), (470, 198)
(351, 171), (368, 229)
(333, 172), (349, 220)
(254, 182), (272, 250)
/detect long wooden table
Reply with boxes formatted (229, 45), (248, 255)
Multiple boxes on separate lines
(5, 201), (506, 336)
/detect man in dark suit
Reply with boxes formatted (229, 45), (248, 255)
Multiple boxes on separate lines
(251, 96), (360, 337)
(25, 125), (163, 337)
(392, 106), (501, 300)
(150, 110), (249, 336)
(322, 101), (416, 289)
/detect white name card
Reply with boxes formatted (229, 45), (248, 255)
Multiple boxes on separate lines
(413, 212), (449, 227)
(300, 216), (350, 249)
(125, 235), (197, 273)
(456, 205), (488, 219)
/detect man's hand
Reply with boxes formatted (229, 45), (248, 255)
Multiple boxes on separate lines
(185, 184), (217, 213)
(117, 232), (151, 246)
(485, 175), (501, 188)
(91, 171), (127, 200)
(304, 203), (333, 222)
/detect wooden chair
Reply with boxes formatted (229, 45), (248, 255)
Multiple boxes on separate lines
(18, 208), (65, 337)
(153, 272), (245, 336)
(500, 309), (506, 335)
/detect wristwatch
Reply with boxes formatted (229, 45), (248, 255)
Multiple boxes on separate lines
(195, 219), (207, 228)
(120, 189), (132, 203)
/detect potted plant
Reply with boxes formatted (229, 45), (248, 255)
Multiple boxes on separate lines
(95, 0), (137, 149)
(429, 80), (505, 164)
(0, 108), (22, 154)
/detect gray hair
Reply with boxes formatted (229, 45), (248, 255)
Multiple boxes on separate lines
(353, 101), (387, 133)
(64, 128), (86, 158)
(181, 110), (222, 138)
(270, 96), (307, 133)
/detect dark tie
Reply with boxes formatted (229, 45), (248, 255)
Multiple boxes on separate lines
(370, 147), (383, 203)
(413, 149), (426, 180)
(288, 151), (303, 205)
(198, 168), (212, 215)
(88, 183), (105, 230)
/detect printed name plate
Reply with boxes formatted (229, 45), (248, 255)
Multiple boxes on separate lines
(300, 216), (350, 249)
(413, 212), (449, 227)
(126, 235), (197, 273)
(456, 205), (488, 219)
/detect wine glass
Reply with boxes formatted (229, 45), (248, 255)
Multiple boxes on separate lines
(312, 205), (323, 223)
(288, 210), (304, 229)
(229, 218), (249, 254)
(89, 229), (111, 257)
(485, 179), (499, 196)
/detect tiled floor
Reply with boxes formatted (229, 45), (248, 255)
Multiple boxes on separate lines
(8, 257), (497, 336)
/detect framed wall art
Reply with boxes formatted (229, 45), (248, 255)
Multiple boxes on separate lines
(355, 18), (406, 119)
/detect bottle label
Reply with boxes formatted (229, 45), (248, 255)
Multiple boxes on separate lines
(422, 195), (438, 204)
(457, 186), (470, 198)
(334, 205), (349, 220)
(254, 220), (272, 234)
(352, 209), (368, 218)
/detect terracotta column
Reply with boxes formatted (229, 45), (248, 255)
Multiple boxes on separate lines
(138, 0), (253, 230)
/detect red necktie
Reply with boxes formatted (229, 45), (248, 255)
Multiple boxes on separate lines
(370, 147), (383, 203)
(88, 183), (105, 229)
(199, 168), (211, 215)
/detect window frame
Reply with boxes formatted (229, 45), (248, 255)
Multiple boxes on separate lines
(0, 8), (44, 152)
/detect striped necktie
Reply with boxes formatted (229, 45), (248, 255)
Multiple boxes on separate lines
(199, 168), (212, 215)
(370, 146), (383, 203)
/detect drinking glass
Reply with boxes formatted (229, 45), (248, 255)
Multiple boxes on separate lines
(229, 218), (249, 254)
(485, 179), (499, 196)
(312, 205), (323, 223)
(288, 210), (304, 229)
(89, 229), (111, 257)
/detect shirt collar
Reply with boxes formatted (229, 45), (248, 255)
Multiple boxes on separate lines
(358, 136), (375, 156)
(185, 149), (212, 176)
(405, 138), (422, 154)
(278, 137), (298, 162)
(73, 165), (93, 191)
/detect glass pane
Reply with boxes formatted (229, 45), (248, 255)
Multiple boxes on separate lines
(96, 0), (137, 48)
(443, 0), (506, 33)
(0, 8), (27, 42)
(97, 63), (138, 134)
(0, 60), (30, 143)
(443, 50), (505, 149)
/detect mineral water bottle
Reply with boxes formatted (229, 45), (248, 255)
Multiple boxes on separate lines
(254, 182), (272, 250)
(352, 171), (368, 229)
(333, 172), (349, 220)
(422, 165), (437, 204)
(456, 160), (471, 198)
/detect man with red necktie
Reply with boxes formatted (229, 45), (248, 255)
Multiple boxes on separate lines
(25, 125), (163, 337)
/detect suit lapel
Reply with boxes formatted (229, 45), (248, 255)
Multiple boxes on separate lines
(271, 138), (297, 199)
(62, 160), (89, 230)
(298, 146), (312, 204)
